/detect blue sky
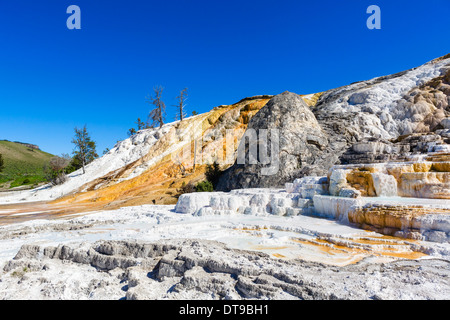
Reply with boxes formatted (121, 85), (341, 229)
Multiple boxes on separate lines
(0, 0), (449, 156)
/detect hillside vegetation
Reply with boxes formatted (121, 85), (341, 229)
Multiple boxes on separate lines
(0, 140), (54, 189)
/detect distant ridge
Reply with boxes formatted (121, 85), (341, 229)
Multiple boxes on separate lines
(0, 139), (40, 150)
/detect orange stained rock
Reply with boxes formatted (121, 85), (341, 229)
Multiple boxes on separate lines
(52, 161), (211, 208)
(346, 170), (376, 196)
(413, 162), (432, 172)
(290, 236), (428, 263)
(386, 165), (415, 182)
(426, 153), (450, 162)
(348, 204), (450, 236)
(398, 171), (450, 199)
(431, 162), (450, 172)
(0, 200), (108, 226)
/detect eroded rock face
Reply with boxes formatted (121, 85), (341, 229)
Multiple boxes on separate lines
(2, 239), (450, 300)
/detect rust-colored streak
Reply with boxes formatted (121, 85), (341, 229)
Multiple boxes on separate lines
(290, 236), (428, 263)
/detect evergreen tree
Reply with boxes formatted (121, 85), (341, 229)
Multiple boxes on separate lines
(64, 155), (82, 174)
(205, 161), (221, 189)
(128, 117), (148, 137)
(146, 86), (166, 129)
(71, 125), (98, 174)
(127, 127), (137, 137)
(136, 117), (146, 130)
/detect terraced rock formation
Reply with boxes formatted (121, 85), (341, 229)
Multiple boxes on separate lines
(2, 239), (449, 300)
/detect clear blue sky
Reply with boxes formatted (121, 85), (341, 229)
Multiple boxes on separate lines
(0, 0), (449, 156)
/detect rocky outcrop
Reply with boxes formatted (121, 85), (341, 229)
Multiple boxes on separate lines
(4, 55), (448, 211)
(0, 140), (40, 150)
(339, 132), (450, 165)
(217, 91), (332, 190)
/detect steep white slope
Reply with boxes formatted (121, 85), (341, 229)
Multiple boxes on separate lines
(0, 124), (176, 204)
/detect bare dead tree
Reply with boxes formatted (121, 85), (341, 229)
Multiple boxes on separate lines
(146, 86), (166, 129)
(174, 88), (188, 121)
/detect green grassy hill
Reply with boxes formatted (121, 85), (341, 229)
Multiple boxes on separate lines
(0, 140), (54, 189)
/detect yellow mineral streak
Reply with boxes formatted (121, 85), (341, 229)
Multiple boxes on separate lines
(300, 92), (323, 107)
(413, 162), (432, 172)
(386, 165), (415, 182)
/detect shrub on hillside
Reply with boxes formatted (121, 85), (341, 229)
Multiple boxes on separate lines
(177, 181), (196, 196)
(195, 180), (214, 192)
(0, 153), (4, 173)
(43, 156), (70, 186)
